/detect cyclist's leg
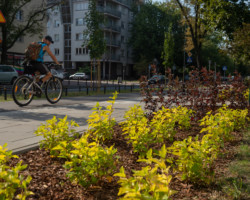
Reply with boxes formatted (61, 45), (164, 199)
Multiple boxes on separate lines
(38, 64), (52, 83)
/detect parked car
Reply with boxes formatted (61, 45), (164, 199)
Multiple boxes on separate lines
(148, 75), (167, 85)
(0, 65), (19, 85)
(69, 73), (87, 80)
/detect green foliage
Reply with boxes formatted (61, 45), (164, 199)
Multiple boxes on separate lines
(63, 134), (117, 187)
(87, 92), (117, 142)
(84, 0), (106, 60)
(200, 105), (248, 143)
(0, 144), (33, 200)
(129, 1), (184, 70)
(122, 104), (153, 155)
(122, 105), (193, 156)
(162, 24), (175, 69)
(78, 66), (91, 74)
(151, 106), (193, 142)
(167, 134), (219, 184)
(114, 145), (175, 200)
(34, 116), (79, 154)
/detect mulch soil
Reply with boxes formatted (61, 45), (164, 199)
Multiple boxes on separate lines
(8, 122), (244, 200)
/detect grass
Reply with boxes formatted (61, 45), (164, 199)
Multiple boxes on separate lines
(217, 125), (250, 200)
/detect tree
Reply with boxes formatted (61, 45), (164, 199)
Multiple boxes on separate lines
(84, 0), (106, 89)
(227, 23), (250, 74)
(129, 1), (184, 75)
(162, 24), (174, 70)
(201, 32), (234, 73)
(174, 0), (249, 68)
(0, 0), (61, 64)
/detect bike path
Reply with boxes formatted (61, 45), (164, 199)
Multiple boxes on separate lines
(0, 93), (142, 154)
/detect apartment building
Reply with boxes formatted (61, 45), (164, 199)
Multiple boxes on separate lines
(0, 1), (47, 66)
(45, 0), (140, 79)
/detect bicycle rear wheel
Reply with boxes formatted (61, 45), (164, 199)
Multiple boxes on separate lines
(12, 75), (35, 106)
(45, 77), (63, 104)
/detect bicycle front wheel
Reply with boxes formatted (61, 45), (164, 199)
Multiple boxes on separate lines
(45, 77), (63, 104)
(12, 75), (34, 106)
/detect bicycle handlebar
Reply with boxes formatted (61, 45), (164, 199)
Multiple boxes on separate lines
(47, 63), (62, 70)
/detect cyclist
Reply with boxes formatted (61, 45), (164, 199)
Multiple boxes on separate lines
(29, 35), (61, 91)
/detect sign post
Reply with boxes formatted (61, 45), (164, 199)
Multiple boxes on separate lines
(0, 10), (6, 23)
(223, 66), (227, 79)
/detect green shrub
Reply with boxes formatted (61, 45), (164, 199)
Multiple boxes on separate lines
(114, 145), (176, 200)
(0, 144), (33, 200)
(34, 116), (79, 155)
(63, 134), (117, 187)
(87, 92), (117, 142)
(167, 134), (219, 184)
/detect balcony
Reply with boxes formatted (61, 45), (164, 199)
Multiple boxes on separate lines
(105, 39), (121, 47)
(100, 24), (121, 33)
(97, 6), (121, 19)
(112, 0), (132, 7)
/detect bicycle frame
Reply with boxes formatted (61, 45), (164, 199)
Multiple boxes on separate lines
(12, 63), (63, 106)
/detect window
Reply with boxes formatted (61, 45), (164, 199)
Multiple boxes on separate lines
(54, 20), (60, 27)
(76, 18), (85, 26)
(75, 3), (87, 11)
(0, 66), (14, 72)
(54, 48), (59, 55)
(121, 21), (125, 29)
(76, 33), (83, 40)
(16, 10), (23, 21)
(54, 34), (59, 42)
(76, 48), (88, 55)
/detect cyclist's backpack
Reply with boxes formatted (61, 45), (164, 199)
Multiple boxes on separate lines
(24, 42), (42, 61)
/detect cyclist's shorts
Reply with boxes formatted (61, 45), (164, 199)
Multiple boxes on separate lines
(30, 61), (49, 75)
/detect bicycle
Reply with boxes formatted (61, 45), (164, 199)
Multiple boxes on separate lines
(12, 63), (63, 106)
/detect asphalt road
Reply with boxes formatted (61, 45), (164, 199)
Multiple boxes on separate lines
(0, 92), (143, 154)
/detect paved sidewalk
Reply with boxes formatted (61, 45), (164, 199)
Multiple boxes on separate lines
(0, 93), (143, 154)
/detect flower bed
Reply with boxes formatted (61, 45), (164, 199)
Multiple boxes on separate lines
(1, 92), (249, 200)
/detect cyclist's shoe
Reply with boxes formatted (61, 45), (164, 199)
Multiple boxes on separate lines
(35, 88), (42, 98)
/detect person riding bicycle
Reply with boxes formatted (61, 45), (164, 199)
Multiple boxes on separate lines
(29, 35), (60, 90)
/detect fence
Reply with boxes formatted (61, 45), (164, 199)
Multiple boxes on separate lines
(0, 79), (139, 101)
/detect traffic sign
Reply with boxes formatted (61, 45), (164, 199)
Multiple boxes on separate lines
(0, 10), (6, 23)
(187, 57), (192, 63)
(223, 66), (227, 71)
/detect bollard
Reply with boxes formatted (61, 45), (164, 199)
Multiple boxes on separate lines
(87, 86), (89, 95)
(77, 78), (80, 85)
(118, 84), (120, 93)
(65, 87), (68, 96)
(79, 86), (81, 92)
(4, 87), (7, 100)
(85, 79), (87, 87)
(68, 79), (70, 85)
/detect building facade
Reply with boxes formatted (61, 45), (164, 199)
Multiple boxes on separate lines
(0, 1), (47, 66)
(45, 0), (139, 80)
